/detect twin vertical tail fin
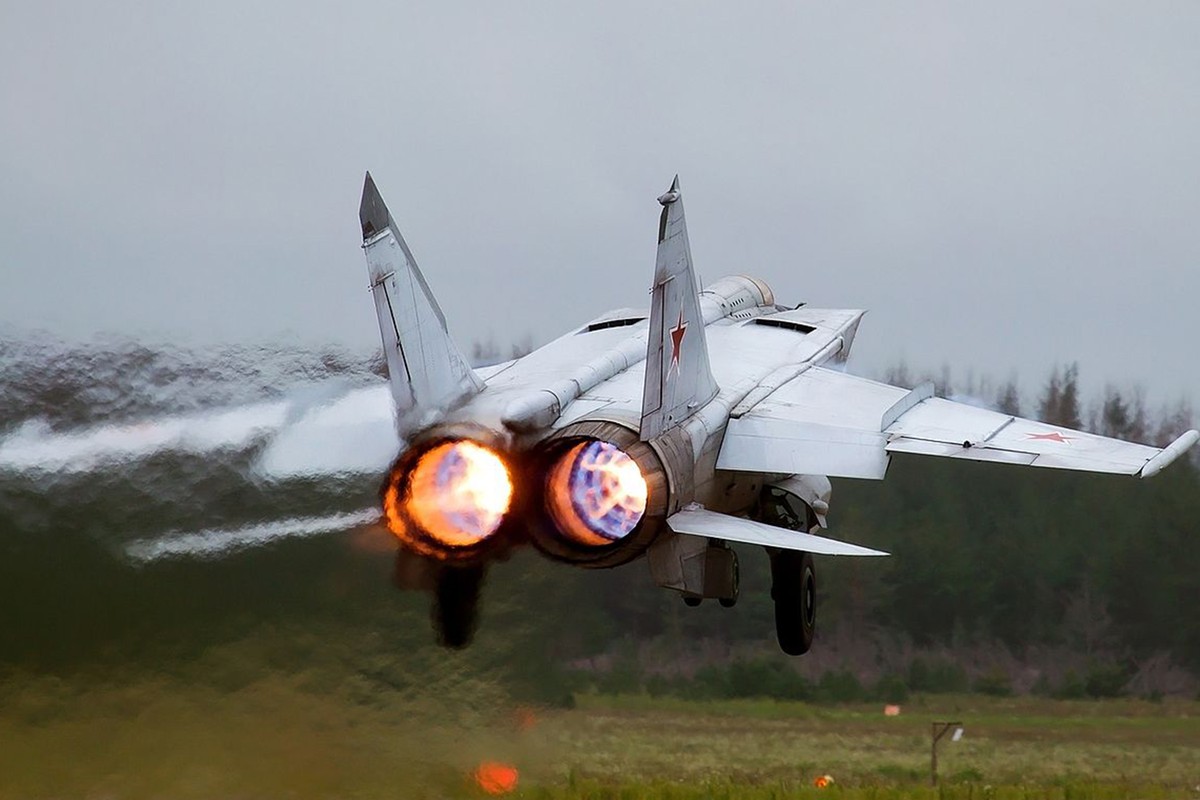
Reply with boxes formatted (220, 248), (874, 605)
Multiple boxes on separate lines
(639, 177), (719, 440)
(359, 173), (483, 428)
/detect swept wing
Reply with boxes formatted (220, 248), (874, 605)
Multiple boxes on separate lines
(718, 366), (1199, 480)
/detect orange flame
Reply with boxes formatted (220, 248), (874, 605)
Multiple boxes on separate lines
(382, 473), (423, 552)
(384, 440), (512, 552)
(474, 761), (519, 795)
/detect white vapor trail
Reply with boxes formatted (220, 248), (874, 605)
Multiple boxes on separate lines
(125, 508), (382, 563)
(253, 385), (400, 478)
(0, 401), (290, 472)
(0, 384), (400, 478)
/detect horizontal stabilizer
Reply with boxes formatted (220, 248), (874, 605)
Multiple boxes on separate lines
(667, 507), (888, 557)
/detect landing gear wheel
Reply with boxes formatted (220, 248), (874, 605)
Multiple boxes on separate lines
(719, 549), (740, 608)
(683, 595), (702, 607)
(771, 551), (815, 656)
(433, 564), (485, 649)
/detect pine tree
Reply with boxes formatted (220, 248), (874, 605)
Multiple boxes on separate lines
(1037, 366), (1062, 423)
(884, 361), (914, 390)
(1155, 398), (1195, 448)
(1057, 363), (1082, 430)
(996, 378), (1021, 416)
(1100, 386), (1148, 442)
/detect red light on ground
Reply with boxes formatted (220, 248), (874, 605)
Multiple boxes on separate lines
(513, 706), (538, 732)
(474, 762), (519, 795)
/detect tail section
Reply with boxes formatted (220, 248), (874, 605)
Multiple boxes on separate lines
(640, 177), (719, 440)
(359, 173), (483, 427)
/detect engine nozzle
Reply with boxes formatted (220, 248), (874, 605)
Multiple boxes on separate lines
(545, 440), (648, 547)
(529, 421), (678, 568)
(382, 432), (513, 560)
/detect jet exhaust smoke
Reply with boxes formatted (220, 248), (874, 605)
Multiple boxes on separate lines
(125, 508), (381, 562)
(0, 337), (396, 566)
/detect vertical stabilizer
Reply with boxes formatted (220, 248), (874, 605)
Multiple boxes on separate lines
(359, 173), (483, 427)
(640, 177), (719, 440)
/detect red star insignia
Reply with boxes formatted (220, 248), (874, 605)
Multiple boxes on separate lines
(669, 311), (688, 372)
(1026, 431), (1073, 443)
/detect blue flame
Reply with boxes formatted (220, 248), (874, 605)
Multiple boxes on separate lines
(566, 440), (645, 542)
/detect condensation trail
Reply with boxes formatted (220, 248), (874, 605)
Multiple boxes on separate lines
(0, 384), (399, 478)
(125, 508), (381, 563)
(0, 402), (290, 472)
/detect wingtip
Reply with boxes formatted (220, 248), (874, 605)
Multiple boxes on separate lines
(1139, 428), (1200, 478)
(359, 171), (390, 241)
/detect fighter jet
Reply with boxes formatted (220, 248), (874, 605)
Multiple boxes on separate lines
(358, 173), (1199, 655)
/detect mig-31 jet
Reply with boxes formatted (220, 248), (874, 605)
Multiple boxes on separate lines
(357, 173), (1198, 655)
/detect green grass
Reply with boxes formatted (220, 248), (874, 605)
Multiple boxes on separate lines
(551, 694), (1199, 789)
(0, 667), (1196, 799)
(521, 784), (1186, 799)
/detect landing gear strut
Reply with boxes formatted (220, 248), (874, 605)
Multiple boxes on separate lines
(771, 551), (815, 655)
(433, 564), (485, 648)
(719, 548), (739, 608)
(675, 543), (739, 608)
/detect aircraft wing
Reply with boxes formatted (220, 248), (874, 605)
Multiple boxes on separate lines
(717, 366), (1199, 480)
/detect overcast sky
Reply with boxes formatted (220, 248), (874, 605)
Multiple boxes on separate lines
(2, 1), (1197, 411)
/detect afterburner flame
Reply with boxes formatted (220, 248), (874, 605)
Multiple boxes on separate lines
(547, 440), (648, 547)
(402, 440), (512, 548)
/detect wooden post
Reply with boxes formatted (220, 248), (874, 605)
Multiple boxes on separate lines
(930, 723), (937, 787)
(930, 721), (962, 786)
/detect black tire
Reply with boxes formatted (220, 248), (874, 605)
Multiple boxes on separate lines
(683, 595), (702, 607)
(719, 549), (740, 608)
(772, 551), (815, 656)
(433, 564), (485, 648)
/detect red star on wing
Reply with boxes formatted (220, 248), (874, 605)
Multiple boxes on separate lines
(1026, 431), (1074, 443)
(669, 311), (688, 372)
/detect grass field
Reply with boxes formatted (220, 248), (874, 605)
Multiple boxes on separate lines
(541, 694), (1200, 798)
(1, 668), (1196, 799)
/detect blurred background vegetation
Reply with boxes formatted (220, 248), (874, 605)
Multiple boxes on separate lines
(1, 337), (1197, 708)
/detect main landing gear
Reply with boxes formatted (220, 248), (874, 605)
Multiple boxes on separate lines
(392, 552), (487, 649)
(673, 543), (814, 655)
(771, 550), (816, 656)
(719, 551), (740, 608)
(432, 564), (485, 649)
(757, 485), (820, 655)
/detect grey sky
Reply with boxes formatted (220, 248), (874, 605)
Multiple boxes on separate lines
(2, 1), (1198, 411)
